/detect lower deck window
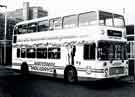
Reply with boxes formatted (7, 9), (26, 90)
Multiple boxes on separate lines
(84, 43), (96, 60)
(17, 48), (20, 58)
(17, 47), (61, 59)
(48, 48), (61, 59)
(27, 48), (36, 58)
(21, 48), (26, 58)
(37, 48), (47, 59)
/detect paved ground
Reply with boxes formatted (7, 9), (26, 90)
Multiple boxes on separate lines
(0, 66), (135, 97)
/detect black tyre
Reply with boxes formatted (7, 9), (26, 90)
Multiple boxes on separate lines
(65, 66), (77, 83)
(21, 63), (29, 75)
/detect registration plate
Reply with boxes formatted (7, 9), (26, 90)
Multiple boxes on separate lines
(109, 67), (124, 75)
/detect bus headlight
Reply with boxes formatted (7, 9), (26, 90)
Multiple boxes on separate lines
(86, 66), (92, 74)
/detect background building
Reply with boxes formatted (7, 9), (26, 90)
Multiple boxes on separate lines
(0, 2), (48, 66)
(0, 14), (17, 65)
(8, 2), (48, 21)
(126, 25), (135, 76)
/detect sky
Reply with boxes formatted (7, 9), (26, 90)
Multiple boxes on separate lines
(0, 0), (135, 25)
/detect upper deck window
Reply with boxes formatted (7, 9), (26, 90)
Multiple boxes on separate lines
(49, 18), (62, 30)
(18, 24), (28, 34)
(99, 11), (125, 28)
(63, 15), (78, 28)
(99, 11), (113, 26)
(113, 14), (125, 27)
(79, 11), (97, 26)
(28, 23), (38, 33)
(38, 20), (49, 32)
(14, 26), (18, 35)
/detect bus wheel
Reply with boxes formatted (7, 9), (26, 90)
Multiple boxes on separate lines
(65, 66), (77, 83)
(21, 63), (29, 75)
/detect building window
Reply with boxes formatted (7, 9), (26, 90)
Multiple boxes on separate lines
(84, 43), (95, 60)
(27, 48), (36, 58)
(63, 15), (78, 28)
(37, 48), (47, 59)
(48, 48), (61, 59)
(38, 20), (49, 32)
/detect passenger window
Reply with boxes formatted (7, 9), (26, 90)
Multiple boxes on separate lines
(48, 48), (61, 59)
(21, 48), (26, 58)
(13, 35), (17, 43)
(84, 43), (95, 60)
(17, 48), (20, 58)
(37, 48), (47, 59)
(99, 11), (113, 26)
(38, 20), (49, 32)
(14, 26), (18, 35)
(28, 23), (38, 33)
(63, 15), (78, 28)
(27, 48), (36, 58)
(18, 24), (28, 34)
(49, 18), (62, 30)
(90, 43), (96, 59)
(84, 44), (90, 59)
(79, 12), (97, 26)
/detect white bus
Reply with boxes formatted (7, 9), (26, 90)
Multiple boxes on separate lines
(12, 10), (128, 82)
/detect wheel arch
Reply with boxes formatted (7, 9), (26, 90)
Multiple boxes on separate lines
(21, 62), (28, 68)
(64, 65), (78, 79)
(21, 61), (29, 74)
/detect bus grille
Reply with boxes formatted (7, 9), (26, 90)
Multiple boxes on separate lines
(109, 67), (124, 75)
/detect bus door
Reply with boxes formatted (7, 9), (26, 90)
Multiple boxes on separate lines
(66, 45), (76, 65)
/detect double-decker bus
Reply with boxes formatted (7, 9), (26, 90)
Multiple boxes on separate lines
(12, 10), (128, 82)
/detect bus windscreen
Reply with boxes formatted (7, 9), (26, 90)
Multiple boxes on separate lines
(97, 41), (127, 60)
